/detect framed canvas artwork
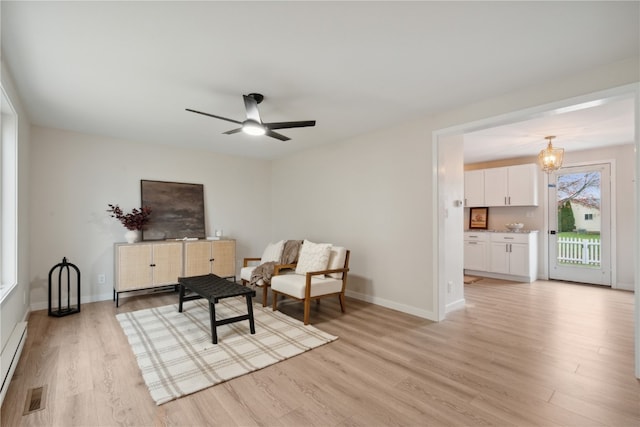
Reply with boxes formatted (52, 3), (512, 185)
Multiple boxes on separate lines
(140, 180), (206, 240)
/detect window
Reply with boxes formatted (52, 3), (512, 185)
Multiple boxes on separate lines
(0, 85), (18, 303)
(584, 213), (593, 221)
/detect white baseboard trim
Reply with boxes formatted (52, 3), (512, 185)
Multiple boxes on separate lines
(345, 290), (437, 321)
(31, 291), (113, 312)
(446, 298), (466, 313)
(464, 269), (534, 283)
(613, 282), (634, 291)
(31, 289), (442, 323)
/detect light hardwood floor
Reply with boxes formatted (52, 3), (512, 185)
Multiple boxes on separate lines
(1, 279), (638, 426)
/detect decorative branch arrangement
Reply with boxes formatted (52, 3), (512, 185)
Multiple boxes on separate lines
(107, 204), (152, 231)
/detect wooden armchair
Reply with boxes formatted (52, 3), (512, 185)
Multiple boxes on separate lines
(240, 240), (300, 306)
(241, 258), (296, 306)
(240, 257), (264, 302)
(271, 247), (350, 325)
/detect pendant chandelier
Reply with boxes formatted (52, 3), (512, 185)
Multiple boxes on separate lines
(538, 135), (564, 174)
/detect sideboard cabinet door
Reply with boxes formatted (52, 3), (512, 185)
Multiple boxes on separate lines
(184, 240), (215, 276)
(212, 240), (236, 278)
(116, 243), (153, 292)
(183, 239), (236, 278)
(152, 242), (184, 285)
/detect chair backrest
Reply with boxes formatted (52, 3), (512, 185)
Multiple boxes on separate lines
(327, 246), (349, 279)
(329, 247), (349, 292)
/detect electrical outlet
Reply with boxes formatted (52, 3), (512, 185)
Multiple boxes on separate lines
(447, 281), (453, 293)
(98, 274), (106, 284)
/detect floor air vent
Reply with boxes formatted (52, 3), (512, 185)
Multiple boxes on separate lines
(23, 385), (47, 415)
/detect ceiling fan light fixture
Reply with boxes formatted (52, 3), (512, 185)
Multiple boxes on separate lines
(242, 120), (266, 136)
(538, 135), (564, 174)
(187, 93), (315, 141)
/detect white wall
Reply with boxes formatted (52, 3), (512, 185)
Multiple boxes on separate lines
(438, 134), (465, 313)
(271, 57), (639, 321)
(271, 120), (436, 319)
(0, 63), (31, 351)
(28, 127), (273, 309)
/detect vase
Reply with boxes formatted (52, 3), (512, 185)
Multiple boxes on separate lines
(124, 229), (140, 244)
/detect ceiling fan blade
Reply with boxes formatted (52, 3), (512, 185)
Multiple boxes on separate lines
(264, 120), (316, 130)
(266, 129), (290, 141)
(186, 108), (242, 125)
(223, 128), (243, 135)
(243, 95), (262, 123)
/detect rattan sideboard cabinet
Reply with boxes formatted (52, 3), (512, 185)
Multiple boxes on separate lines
(114, 239), (236, 306)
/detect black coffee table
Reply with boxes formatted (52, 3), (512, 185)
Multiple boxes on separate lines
(178, 274), (256, 344)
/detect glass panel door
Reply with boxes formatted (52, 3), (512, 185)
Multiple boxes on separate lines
(549, 163), (611, 285)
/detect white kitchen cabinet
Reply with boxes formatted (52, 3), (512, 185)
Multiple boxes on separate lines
(483, 164), (538, 207)
(483, 167), (508, 206)
(464, 170), (485, 207)
(507, 164), (539, 206)
(463, 232), (489, 270)
(464, 231), (538, 282)
(488, 233), (537, 281)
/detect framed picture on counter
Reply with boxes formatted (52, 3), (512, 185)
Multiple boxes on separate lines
(469, 207), (489, 230)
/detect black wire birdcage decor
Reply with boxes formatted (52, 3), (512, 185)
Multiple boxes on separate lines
(48, 257), (81, 317)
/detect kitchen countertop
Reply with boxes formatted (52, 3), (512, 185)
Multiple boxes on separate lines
(464, 229), (539, 234)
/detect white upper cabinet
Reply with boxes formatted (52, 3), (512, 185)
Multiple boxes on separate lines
(506, 164), (539, 206)
(464, 170), (485, 207)
(483, 167), (509, 206)
(483, 164), (538, 207)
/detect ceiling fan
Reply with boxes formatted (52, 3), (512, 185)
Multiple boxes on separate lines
(186, 93), (316, 141)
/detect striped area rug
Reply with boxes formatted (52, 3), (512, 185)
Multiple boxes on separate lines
(116, 297), (337, 405)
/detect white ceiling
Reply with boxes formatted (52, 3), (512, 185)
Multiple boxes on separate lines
(463, 95), (636, 164)
(1, 1), (638, 160)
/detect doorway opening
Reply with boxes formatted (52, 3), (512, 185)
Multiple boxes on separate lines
(434, 82), (638, 377)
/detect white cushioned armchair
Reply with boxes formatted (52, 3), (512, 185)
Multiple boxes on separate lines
(271, 241), (350, 325)
(240, 240), (300, 306)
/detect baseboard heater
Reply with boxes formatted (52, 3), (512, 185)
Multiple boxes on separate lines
(0, 321), (28, 406)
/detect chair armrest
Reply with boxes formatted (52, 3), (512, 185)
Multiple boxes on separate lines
(305, 267), (349, 277)
(274, 263), (297, 275)
(303, 267), (350, 299)
(243, 257), (261, 267)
